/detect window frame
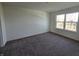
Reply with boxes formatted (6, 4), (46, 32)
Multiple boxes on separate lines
(56, 12), (79, 32)
(56, 14), (65, 30)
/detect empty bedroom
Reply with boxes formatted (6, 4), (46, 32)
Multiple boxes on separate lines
(0, 2), (79, 56)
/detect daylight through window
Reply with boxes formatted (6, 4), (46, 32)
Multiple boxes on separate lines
(56, 12), (78, 32)
(56, 14), (65, 29)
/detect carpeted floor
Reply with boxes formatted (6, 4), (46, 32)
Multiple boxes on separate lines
(3, 32), (79, 56)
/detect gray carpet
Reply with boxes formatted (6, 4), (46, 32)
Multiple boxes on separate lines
(3, 32), (79, 56)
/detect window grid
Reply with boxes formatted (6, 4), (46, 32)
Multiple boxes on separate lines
(56, 12), (78, 32)
(56, 14), (65, 29)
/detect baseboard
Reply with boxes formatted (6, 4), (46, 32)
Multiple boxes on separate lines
(5, 32), (49, 45)
(50, 31), (79, 42)
(1, 42), (6, 47)
(5, 31), (79, 47)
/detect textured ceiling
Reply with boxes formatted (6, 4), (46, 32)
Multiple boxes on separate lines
(3, 2), (79, 12)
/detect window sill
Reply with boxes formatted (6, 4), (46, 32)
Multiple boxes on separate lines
(56, 28), (77, 33)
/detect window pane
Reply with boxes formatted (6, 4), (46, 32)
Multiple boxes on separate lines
(65, 12), (78, 31)
(65, 22), (77, 31)
(56, 14), (65, 29)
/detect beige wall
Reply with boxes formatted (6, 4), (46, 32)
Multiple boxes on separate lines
(50, 6), (79, 41)
(3, 5), (49, 41)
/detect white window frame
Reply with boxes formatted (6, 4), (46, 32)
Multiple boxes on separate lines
(56, 14), (65, 29)
(56, 12), (79, 32)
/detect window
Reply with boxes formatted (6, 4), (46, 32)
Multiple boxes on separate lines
(65, 12), (78, 31)
(56, 12), (78, 32)
(56, 14), (65, 29)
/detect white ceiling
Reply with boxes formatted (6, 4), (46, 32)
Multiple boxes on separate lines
(3, 2), (79, 12)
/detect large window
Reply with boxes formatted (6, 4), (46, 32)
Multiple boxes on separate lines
(65, 12), (78, 31)
(56, 12), (78, 32)
(56, 14), (65, 29)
